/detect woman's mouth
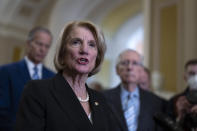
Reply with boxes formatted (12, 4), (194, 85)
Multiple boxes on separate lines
(77, 58), (89, 65)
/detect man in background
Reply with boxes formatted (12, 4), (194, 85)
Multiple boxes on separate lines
(103, 49), (165, 131)
(138, 66), (151, 91)
(0, 26), (55, 131)
(168, 59), (197, 130)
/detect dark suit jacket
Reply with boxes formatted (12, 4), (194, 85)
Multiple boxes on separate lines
(0, 59), (55, 131)
(15, 73), (120, 131)
(103, 85), (166, 131)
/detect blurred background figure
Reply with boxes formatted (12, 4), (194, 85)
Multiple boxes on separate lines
(165, 59), (197, 131)
(89, 81), (104, 92)
(138, 66), (151, 91)
(103, 49), (165, 131)
(0, 26), (55, 131)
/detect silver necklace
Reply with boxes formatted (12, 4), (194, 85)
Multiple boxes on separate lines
(78, 93), (89, 102)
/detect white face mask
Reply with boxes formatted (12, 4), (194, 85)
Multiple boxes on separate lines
(188, 75), (197, 90)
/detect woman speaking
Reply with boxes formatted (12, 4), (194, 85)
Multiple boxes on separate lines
(15, 21), (121, 131)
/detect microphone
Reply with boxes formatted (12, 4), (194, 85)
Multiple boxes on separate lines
(154, 112), (183, 131)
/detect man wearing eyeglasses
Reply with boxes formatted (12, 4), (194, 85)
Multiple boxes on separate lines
(103, 49), (165, 131)
(0, 27), (55, 131)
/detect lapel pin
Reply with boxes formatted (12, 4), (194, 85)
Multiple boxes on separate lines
(94, 102), (99, 106)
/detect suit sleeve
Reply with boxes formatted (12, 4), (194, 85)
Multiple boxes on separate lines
(15, 81), (45, 131)
(0, 67), (11, 123)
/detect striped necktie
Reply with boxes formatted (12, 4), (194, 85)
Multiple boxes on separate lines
(32, 66), (39, 80)
(124, 94), (137, 131)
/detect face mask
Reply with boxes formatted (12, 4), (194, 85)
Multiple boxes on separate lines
(188, 75), (197, 90)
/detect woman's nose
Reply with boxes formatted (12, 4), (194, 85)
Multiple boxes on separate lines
(80, 43), (88, 55)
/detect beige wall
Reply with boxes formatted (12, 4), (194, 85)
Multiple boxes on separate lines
(102, 0), (142, 37)
(0, 36), (25, 65)
(150, 0), (197, 93)
(35, 0), (56, 27)
(159, 4), (177, 92)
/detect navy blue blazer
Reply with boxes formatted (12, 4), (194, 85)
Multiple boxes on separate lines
(0, 59), (55, 131)
(103, 85), (166, 131)
(15, 73), (121, 131)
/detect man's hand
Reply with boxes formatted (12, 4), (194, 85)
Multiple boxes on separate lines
(190, 105), (197, 113)
(175, 96), (192, 121)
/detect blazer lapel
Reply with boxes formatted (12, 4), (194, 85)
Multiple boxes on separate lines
(18, 59), (31, 82)
(42, 66), (52, 79)
(51, 73), (93, 130)
(42, 66), (48, 79)
(109, 86), (128, 131)
(137, 89), (149, 131)
(87, 88), (108, 131)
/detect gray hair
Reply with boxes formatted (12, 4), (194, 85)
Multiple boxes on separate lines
(116, 49), (143, 67)
(27, 26), (52, 42)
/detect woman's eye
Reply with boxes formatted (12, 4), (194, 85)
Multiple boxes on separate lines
(89, 41), (96, 48)
(71, 39), (81, 45)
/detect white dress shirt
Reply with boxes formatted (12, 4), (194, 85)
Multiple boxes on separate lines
(24, 56), (43, 79)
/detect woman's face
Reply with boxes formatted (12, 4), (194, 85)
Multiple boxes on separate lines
(64, 26), (98, 75)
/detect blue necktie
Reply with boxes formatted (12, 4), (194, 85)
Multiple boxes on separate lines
(124, 94), (137, 131)
(32, 66), (39, 80)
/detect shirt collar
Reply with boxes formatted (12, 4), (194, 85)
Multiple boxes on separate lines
(120, 84), (140, 100)
(24, 56), (43, 79)
(25, 56), (42, 70)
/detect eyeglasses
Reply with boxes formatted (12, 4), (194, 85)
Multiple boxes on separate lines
(119, 60), (142, 67)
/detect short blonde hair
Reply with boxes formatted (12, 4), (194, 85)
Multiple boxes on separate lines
(54, 21), (106, 77)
